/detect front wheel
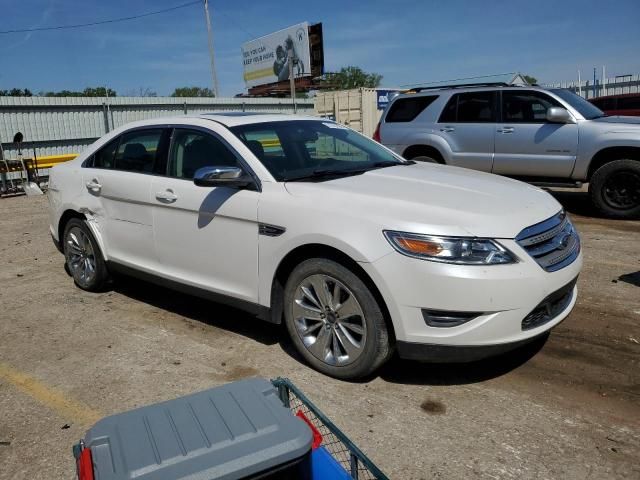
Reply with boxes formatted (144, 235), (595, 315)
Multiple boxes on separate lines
(589, 159), (640, 219)
(283, 258), (393, 379)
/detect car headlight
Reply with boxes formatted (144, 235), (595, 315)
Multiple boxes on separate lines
(383, 231), (516, 265)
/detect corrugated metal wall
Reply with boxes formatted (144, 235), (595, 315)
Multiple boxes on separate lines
(0, 96), (314, 157)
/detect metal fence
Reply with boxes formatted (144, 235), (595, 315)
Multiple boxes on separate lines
(543, 74), (640, 99)
(0, 96), (314, 158)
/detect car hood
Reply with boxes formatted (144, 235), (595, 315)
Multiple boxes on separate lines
(284, 163), (561, 239)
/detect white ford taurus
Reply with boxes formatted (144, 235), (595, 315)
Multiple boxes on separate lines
(48, 113), (582, 379)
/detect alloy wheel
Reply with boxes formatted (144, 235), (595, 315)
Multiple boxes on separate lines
(65, 226), (97, 287)
(292, 274), (367, 366)
(603, 171), (640, 210)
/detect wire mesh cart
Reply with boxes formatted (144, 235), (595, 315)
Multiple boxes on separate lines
(271, 377), (389, 480)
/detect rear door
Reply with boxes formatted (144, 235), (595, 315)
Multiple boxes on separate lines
(150, 127), (260, 302)
(82, 128), (169, 269)
(493, 90), (578, 177)
(435, 91), (497, 172)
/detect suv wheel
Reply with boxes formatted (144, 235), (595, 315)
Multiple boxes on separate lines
(589, 159), (640, 219)
(283, 258), (392, 379)
(63, 218), (109, 291)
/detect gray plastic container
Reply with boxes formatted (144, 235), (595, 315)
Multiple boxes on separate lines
(80, 377), (313, 480)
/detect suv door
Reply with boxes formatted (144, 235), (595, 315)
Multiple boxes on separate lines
(151, 127), (260, 302)
(436, 91), (497, 172)
(493, 90), (578, 177)
(82, 128), (169, 268)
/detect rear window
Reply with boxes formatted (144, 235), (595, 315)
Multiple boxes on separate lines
(385, 95), (438, 122)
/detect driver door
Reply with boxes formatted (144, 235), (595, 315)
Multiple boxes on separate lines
(151, 127), (260, 302)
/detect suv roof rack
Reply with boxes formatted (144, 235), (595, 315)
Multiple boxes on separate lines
(404, 82), (520, 93)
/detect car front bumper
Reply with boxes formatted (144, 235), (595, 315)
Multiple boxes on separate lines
(360, 239), (582, 359)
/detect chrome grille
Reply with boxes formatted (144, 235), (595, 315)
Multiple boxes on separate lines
(516, 211), (580, 272)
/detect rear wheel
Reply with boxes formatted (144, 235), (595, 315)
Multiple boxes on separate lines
(283, 258), (392, 379)
(63, 218), (109, 291)
(589, 159), (640, 219)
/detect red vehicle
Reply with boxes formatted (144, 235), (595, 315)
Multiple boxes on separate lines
(590, 93), (640, 116)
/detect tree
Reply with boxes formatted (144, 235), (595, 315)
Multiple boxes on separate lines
(320, 66), (383, 90)
(171, 86), (215, 97)
(0, 88), (33, 96)
(38, 87), (117, 97)
(523, 75), (538, 85)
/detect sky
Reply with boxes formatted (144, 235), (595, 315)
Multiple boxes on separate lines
(1, 0), (639, 97)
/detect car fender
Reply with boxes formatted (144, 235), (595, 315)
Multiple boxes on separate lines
(574, 124), (640, 179)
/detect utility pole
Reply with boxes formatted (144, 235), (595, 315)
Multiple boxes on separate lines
(288, 47), (297, 113)
(203, 0), (220, 97)
(577, 69), (582, 97)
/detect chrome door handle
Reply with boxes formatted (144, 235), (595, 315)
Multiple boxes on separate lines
(86, 180), (102, 192)
(155, 190), (177, 202)
(440, 126), (455, 133)
(497, 127), (515, 134)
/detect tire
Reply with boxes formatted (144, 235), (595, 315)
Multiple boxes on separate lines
(283, 258), (393, 379)
(589, 159), (640, 219)
(409, 155), (440, 164)
(62, 218), (109, 291)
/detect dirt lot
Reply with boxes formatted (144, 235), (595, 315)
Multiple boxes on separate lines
(0, 192), (638, 479)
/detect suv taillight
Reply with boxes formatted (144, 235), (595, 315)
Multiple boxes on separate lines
(372, 122), (381, 142)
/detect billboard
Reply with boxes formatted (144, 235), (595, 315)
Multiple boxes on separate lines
(242, 22), (311, 89)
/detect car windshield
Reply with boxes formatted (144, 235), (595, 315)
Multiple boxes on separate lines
(230, 120), (406, 181)
(551, 88), (606, 119)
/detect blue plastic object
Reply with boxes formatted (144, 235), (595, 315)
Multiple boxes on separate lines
(312, 447), (352, 479)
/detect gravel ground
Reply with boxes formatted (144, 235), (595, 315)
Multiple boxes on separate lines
(0, 191), (638, 480)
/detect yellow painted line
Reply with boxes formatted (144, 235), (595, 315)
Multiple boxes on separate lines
(0, 361), (101, 425)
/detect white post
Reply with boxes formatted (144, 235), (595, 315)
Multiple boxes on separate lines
(602, 65), (606, 96)
(577, 70), (582, 96)
(203, 0), (220, 97)
(288, 47), (297, 114)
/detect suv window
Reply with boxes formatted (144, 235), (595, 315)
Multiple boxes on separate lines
(502, 91), (562, 123)
(114, 129), (164, 173)
(169, 129), (240, 179)
(439, 92), (496, 123)
(386, 96), (438, 122)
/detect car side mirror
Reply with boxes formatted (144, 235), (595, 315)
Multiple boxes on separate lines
(193, 166), (253, 188)
(546, 107), (574, 124)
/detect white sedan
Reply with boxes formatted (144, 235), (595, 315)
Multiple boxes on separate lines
(48, 114), (582, 379)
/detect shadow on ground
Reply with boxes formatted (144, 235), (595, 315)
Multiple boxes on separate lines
(112, 274), (281, 346)
(619, 271), (640, 287)
(546, 189), (601, 217)
(109, 272), (549, 386)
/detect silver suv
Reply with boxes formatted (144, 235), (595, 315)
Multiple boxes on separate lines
(376, 84), (640, 218)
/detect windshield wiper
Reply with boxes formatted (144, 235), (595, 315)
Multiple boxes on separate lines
(284, 161), (408, 182)
(284, 168), (368, 182)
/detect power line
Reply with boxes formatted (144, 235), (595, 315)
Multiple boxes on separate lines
(0, 0), (202, 35)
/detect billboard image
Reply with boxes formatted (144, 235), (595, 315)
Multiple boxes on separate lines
(242, 22), (311, 88)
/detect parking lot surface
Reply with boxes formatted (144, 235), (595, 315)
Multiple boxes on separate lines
(0, 192), (639, 479)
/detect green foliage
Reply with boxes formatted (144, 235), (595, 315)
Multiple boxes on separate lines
(171, 86), (215, 97)
(320, 66), (383, 90)
(0, 88), (33, 96)
(523, 75), (538, 85)
(38, 87), (117, 97)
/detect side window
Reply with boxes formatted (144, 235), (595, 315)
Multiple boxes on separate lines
(385, 96), (438, 122)
(114, 129), (164, 173)
(438, 92), (496, 123)
(169, 129), (240, 179)
(502, 91), (562, 123)
(90, 138), (119, 169)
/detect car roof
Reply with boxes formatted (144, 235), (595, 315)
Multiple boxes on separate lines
(109, 113), (322, 130)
